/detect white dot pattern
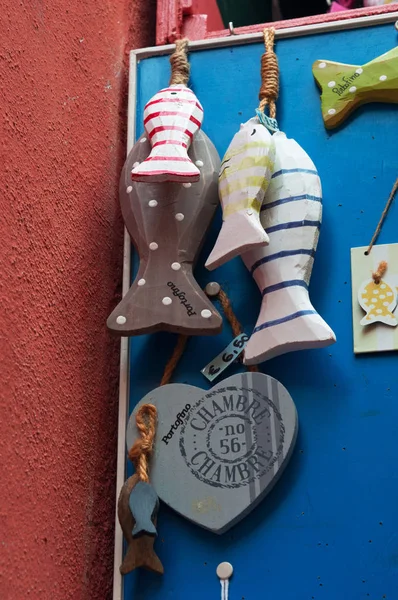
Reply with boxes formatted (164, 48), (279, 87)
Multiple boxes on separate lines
(319, 62), (326, 69)
(328, 80), (336, 88)
(175, 213), (184, 221)
(162, 297), (172, 306)
(349, 86), (357, 93)
(183, 182), (192, 188)
(171, 262), (181, 271)
(328, 108), (336, 115)
(195, 160), (204, 167)
(201, 309), (212, 319)
(148, 200), (158, 207)
(149, 242), (158, 250)
(356, 68), (363, 75)
(140, 137), (147, 143)
(133, 161), (140, 168)
(138, 279), (146, 286)
(379, 75), (387, 82)
(116, 315), (126, 325)
(126, 186), (133, 193)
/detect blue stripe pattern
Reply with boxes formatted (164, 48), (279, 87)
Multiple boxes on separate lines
(261, 194), (322, 211)
(251, 248), (315, 275)
(253, 309), (317, 334)
(266, 220), (320, 234)
(271, 168), (318, 179)
(261, 280), (308, 297)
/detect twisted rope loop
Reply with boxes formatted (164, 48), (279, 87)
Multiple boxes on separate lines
(169, 38), (190, 86)
(258, 28), (279, 119)
(128, 404), (157, 483)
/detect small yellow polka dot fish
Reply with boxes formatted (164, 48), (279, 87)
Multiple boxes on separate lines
(358, 278), (398, 327)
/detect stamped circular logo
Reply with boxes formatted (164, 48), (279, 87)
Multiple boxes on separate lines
(179, 383), (285, 489)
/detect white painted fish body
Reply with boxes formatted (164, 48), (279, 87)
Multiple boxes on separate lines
(242, 130), (336, 364)
(205, 118), (275, 270)
(131, 85), (203, 183)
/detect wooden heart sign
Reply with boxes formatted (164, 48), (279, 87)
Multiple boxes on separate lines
(126, 372), (298, 534)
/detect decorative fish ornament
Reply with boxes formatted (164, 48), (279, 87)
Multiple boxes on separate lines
(131, 85), (203, 183)
(313, 46), (398, 129)
(118, 475), (163, 575)
(129, 481), (159, 537)
(205, 118), (275, 270)
(242, 131), (336, 365)
(358, 278), (397, 326)
(107, 128), (223, 336)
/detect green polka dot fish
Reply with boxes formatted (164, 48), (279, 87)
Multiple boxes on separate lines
(313, 46), (398, 129)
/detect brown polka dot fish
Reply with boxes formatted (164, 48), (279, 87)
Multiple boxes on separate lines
(358, 278), (397, 327)
(107, 128), (223, 337)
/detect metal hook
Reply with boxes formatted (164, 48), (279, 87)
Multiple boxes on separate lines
(228, 22), (235, 35)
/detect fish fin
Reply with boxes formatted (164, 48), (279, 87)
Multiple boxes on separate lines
(312, 59), (361, 129)
(206, 212), (269, 271)
(120, 538), (164, 575)
(244, 305), (336, 365)
(131, 144), (200, 183)
(107, 268), (222, 336)
(132, 521), (157, 538)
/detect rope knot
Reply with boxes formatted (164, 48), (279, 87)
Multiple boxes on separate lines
(128, 404), (157, 483)
(258, 28), (279, 119)
(169, 38), (190, 86)
(372, 260), (387, 285)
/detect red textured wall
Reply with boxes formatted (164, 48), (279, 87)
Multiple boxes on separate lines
(0, 1), (155, 598)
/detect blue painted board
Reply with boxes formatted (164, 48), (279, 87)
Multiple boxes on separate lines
(124, 23), (398, 600)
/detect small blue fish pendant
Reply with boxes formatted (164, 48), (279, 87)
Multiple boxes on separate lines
(129, 481), (159, 538)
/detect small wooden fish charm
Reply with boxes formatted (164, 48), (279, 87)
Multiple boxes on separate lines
(118, 475), (164, 575)
(205, 117), (275, 270)
(313, 46), (398, 129)
(129, 480), (159, 537)
(358, 278), (397, 327)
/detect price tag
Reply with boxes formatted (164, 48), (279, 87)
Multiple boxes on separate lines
(201, 334), (249, 382)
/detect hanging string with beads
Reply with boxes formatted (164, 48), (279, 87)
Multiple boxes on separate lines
(364, 176), (398, 284)
(127, 287), (257, 481)
(258, 28), (279, 119)
(169, 38), (190, 86)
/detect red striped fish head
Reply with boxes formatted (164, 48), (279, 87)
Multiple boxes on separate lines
(143, 85), (203, 149)
(131, 85), (204, 183)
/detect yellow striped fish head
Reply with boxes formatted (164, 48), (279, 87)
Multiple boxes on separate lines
(219, 118), (275, 214)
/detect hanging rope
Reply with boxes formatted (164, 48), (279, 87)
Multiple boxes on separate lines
(365, 177), (398, 255)
(258, 28), (279, 119)
(169, 38), (190, 86)
(128, 404), (157, 483)
(128, 286), (258, 482)
(212, 288), (258, 373)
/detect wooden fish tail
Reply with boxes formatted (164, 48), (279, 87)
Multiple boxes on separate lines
(131, 144), (200, 184)
(313, 47), (398, 129)
(107, 266), (222, 336)
(205, 210), (269, 270)
(120, 538), (164, 575)
(118, 475), (164, 576)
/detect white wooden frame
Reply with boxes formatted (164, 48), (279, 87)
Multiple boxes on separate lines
(112, 11), (398, 599)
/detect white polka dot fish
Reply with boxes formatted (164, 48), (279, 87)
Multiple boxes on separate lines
(205, 117), (275, 269)
(313, 46), (398, 129)
(107, 128), (223, 336)
(241, 131), (336, 365)
(130, 85), (204, 183)
(358, 279), (397, 327)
